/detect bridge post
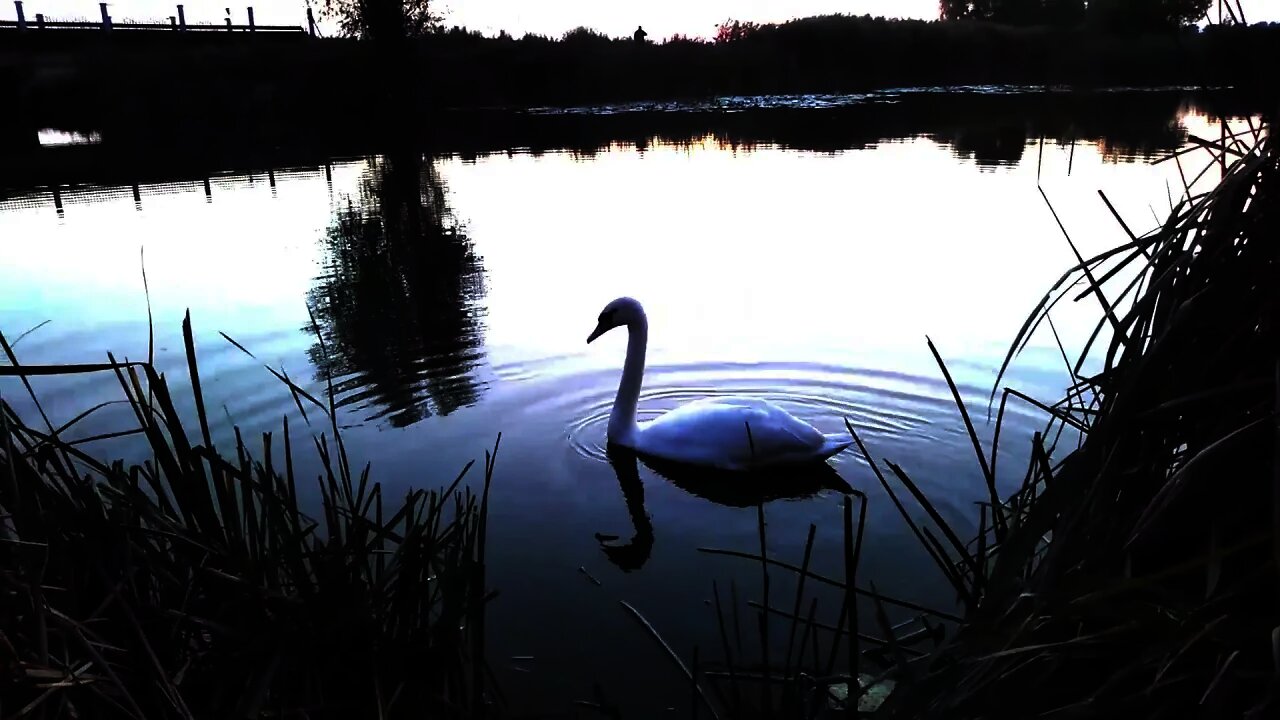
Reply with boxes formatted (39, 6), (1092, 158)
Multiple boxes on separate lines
(247, 7), (255, 31)
(36, 12), (44, 29)
(306, 7), (317, 37)
(14, 1), (25, 30)
(177, 4), (187, 30)
(99, 2), (111, 31)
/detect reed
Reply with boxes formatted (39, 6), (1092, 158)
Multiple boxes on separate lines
(671, 115), (1278, 719)
(0, 313), (499, 719)
(881, 111), (1280, 720)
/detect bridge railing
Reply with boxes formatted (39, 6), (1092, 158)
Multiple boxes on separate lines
(4, 3), (314, 35)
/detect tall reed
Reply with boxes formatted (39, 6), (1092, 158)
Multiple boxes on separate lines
(884, 112), (1280, 720)
(0, 313), (499, 719)
(668, 115), (1278, 719)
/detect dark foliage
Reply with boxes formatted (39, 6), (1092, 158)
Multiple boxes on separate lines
(2, 15), (1277, 137)
(321, 0), (440, 41)
(880, 119), (1280, 718)
(1089, 0), (1215, 31)
(943, 0), (1208, 29)
(0, 321), (500, 718)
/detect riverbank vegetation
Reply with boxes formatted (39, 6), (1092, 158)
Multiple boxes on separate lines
(0, 323), (501, 718)
(891, 110), (1280, 720)
(4, 87), (1261, 196)
(668, 111), (1278, 718)
(3, 13), (1277, 145)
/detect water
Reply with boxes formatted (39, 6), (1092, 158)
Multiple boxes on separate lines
(0, 88), (1251, 713)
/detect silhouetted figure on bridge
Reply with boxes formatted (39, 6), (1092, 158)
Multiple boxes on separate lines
(633, 25), (648, 44)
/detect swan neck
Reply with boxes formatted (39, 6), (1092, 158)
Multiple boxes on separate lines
(610, 317), (647, 443)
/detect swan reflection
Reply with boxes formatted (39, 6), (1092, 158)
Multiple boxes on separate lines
(596, 444), (854, 572)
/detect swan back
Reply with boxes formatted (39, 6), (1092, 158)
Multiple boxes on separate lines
(635, 397), (849, 471)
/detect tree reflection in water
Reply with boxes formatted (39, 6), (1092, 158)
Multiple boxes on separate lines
(307, 152), (487, 427)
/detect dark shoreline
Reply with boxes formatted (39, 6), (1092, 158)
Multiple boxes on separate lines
(0, 86), (1271, 199)
(2, 15), (1277, 151)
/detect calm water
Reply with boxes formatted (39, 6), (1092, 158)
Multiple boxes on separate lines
(0, 89), (1246, 712)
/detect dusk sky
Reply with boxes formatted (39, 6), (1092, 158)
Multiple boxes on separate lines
(5, 1), (1277, 39)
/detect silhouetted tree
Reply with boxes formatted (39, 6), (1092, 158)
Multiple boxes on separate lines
(1044, 0), (1087, 25)
(941, 0), (1069, 25)
(1087, 0), (1212, 30)
(714, 19), (762, 43)
(321, 0), (439, 42)
(989, 0), (1044, 25)
(320, 0), (437, 120)
(307, 153), (487, 427)
(943, 0), (1194, 27)
(939, 0), (973, 21)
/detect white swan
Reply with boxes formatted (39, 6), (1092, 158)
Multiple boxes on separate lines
(586, 297), (853, 471)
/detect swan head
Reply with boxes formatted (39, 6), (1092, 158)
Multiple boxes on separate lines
(587, 297), (646, 344)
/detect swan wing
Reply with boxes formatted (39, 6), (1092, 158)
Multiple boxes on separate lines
(637, 397), (841, 470)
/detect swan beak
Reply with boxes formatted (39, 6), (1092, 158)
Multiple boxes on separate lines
(586, 323), (608, 344)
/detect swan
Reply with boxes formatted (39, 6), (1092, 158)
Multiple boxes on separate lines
(586, 297), (853, 471)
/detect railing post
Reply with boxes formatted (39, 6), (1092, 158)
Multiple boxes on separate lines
(99, 2), (111, 31)
(14, 1), (25, 31)
(170, 15), (176, 29)
(306, 7), (316, 37)
(35, 12), (44, 29)
(177, 4), (186, 30)
(247, 7), (255, 31)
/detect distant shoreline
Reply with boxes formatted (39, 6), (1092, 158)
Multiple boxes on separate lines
(1, 15), (1275, 148)
(1, 87), (1269, 201)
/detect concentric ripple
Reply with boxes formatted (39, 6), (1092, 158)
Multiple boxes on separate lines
(543, 361), (990, 464)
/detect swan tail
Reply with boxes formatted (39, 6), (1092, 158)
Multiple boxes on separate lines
(818, 433), (854, 460)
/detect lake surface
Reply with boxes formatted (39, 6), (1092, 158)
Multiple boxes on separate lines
(0, 88), (1250, 713)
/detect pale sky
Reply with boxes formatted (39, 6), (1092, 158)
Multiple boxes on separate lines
(4, 1), (1277, 40)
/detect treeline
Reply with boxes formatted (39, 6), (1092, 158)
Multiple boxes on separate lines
(422, 15), (1278, 107)
(5, 88), (1246, 194)
(3, 14), (1277, 141)
(939, 0), (1214, 31)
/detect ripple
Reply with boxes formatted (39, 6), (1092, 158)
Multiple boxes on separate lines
(548, 361), (993, 464)
(491, 353), (579, 383)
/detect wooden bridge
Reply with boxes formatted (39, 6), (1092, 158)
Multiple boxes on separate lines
(0, 2), (315, 36)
